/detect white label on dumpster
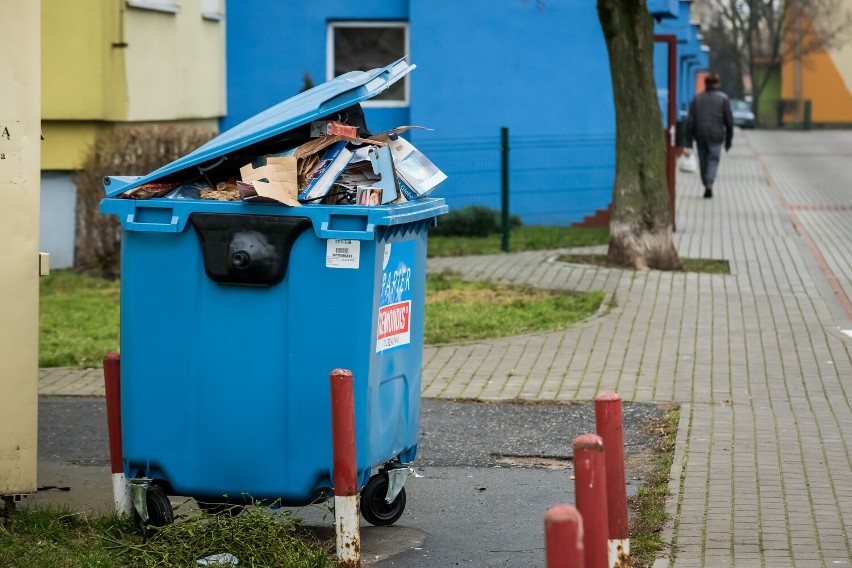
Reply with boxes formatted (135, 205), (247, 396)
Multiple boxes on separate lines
(377, 241), (415, 353)
(326, 239), (360, 269)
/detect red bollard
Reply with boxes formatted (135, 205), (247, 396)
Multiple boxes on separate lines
(573, 434), (608, 568)
(330, 369), (360, 567)
(103, 353), (132, 516)
(595, 392), (630, 566)
(545, 504), (585, 568)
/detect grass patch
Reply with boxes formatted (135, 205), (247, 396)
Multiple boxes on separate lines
(40, 271), (120, 368)
(0, 504), (333, 568)
(0, 508), (135, 568)
(679, 258), (731, 274)
(126, 503), (333, 568)
(428, 226), (609, 257)
(424, 273), (604, 344)
(629, 408), (680, 568)
(557, 254), (731, 274)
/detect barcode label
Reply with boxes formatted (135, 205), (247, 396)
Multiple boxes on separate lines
(326, 239), (360, 269)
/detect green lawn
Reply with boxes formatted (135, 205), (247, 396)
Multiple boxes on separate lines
(428, 226), (609, 257)
(39, 271), (120, 368)
(425, 273), (604, 344)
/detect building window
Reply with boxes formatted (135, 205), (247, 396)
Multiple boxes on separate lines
(126, 0), (180, 14)
(327, 21), (409, 107)
(200, 0), (224, 20)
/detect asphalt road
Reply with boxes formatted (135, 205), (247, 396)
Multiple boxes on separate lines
(35, 396), (666, 566)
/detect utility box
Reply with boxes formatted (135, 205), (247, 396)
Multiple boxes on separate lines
(0, 2), (41, 501)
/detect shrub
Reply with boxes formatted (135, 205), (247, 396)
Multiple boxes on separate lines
(430, 205), (522, 237)
(74, 123), (216, 277)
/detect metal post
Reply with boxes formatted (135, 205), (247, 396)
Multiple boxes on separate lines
(545, 504), (585, 568)
(500, 126), (510, 253)
(573, 434), (609, 568)
(103, 353), (133, 517)
(330, 369), (360, 567)
(595, 392), (630, 567)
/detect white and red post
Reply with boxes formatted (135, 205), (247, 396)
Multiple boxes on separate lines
(595, 392), (630, 566)
(573, 433), (609, 568)
(545, 504), (585, 568)
(330, 369), (361, 567)
(547, 392), (631, 567)
(103, 353), (133, 517)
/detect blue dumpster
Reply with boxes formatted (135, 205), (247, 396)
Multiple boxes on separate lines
(100, 59), (446, 526)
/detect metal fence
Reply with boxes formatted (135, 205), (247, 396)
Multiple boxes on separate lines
(416, 131), (615, 226)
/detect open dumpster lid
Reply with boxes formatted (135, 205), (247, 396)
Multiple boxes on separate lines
(103, 58), (415, 198)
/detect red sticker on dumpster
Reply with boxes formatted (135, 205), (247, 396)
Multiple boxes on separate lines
(377, 301), (411, 349)
(377, 240), (415, 353)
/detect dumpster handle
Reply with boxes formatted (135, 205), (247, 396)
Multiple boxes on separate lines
(318, 220), (376, 240)
(125, 212), (181, 233)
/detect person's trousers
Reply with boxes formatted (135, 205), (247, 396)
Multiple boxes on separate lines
(696, 140), (722, 189)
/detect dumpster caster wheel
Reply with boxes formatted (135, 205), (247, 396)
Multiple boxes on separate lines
(360, 473), (406, 526)
(136, 487), (173, 531)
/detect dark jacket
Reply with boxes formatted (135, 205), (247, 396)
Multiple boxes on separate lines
(686, 87), (734, 148)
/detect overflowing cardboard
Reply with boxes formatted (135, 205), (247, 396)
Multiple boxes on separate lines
(117, 123), (446, 206)
(239, 157), (301, 206)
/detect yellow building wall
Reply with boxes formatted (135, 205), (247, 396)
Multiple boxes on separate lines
(41, 0), (225, 170)
(42, 0), (127, 121)
(124, 1), (226, 121)
(781, 4), (852, 124)
(0, 0), (41, 497)
(41, 122), (105, 171)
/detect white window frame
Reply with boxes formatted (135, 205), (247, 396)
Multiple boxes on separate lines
(326, 21), (410, 108)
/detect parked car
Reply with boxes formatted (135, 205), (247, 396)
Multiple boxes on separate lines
(731, 99), (755, 129)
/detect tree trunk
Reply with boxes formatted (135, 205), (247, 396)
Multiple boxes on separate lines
(598, 0), (681, 270)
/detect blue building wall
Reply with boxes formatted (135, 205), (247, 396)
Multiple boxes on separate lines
(655, 1), (705, 115)
(223, 0), (411, 134)
(407, 1), (616, 225)
(648, 0), (680, 17)
(654, 43), (673, 122)
(224, 0), (703, 226)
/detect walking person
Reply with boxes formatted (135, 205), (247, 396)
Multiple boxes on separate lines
(685, 73), (734, 198)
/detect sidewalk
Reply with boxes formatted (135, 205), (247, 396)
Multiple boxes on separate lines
(39, 130), (852, 567)
(39, 367), (103, 396)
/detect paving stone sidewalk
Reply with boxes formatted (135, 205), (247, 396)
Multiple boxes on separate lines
(39, 130), (852, 567)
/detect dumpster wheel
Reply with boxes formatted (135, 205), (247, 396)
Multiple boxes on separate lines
(135, 485), (173, 532)
(360, 473), (406, 526)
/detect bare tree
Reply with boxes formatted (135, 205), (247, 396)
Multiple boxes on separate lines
(598, 0), (682, 270)
(705, 0), (852, 124)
